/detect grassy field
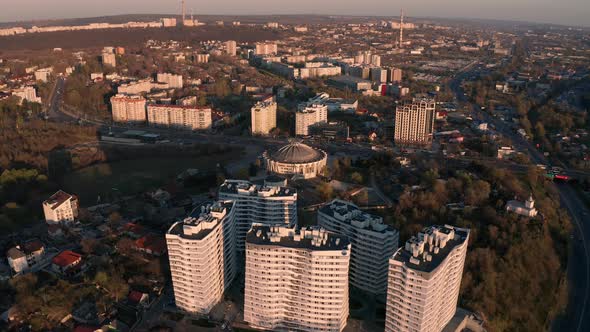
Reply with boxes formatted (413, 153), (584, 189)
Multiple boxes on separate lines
(61, 153), (238, 205)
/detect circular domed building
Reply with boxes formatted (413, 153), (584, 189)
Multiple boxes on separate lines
(263, 141), (327, 179)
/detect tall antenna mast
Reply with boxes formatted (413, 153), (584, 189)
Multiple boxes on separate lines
(399, 9), (404, 49)
(181, 0), (186, 23)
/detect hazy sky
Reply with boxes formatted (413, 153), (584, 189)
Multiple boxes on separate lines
(1, 0), (589, 27)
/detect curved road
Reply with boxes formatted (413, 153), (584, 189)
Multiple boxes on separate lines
(452, 67), (590, 332)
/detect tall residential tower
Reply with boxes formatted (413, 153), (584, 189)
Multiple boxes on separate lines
(166, 201), (237, 314)
(244, 224), (350, 332)
(385, 225), (470, 332)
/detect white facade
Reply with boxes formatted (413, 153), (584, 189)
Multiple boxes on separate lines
(244, 224), (350, 332)
(110, 94), (147, 123)
(42, 190), (78, 225)
(226, 40), (237, 56)
(147, 104), (212, 130)
(506, 195), (538, 217)
(117, 79), (152, 95)
(394, 98), (436, 146)
(218, 180), (297, 251)
(12, 86), (41, 104)
(255, 43), (278, 55)
(318, 199), (399, 295)
(7, 241), (45, 274)
(385, 225), (470, 332)
(194, 54), (210, 63)
(263, 142), (328, 179)
(102, 52), (116, 67)
(166, 201), (237, 314)
(157, 73), (183, 89)
(251, 96), (277, 135)
(34, 67), (52, 82)
(296, 103), (328, 136)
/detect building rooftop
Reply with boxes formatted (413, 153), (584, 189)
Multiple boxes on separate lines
(268, 141), (326, 164)
(219, 180), (296, 198)
(393, 225), (469, 274)
(319, 199), (395, 234)
(44, 190), (76, 210)
(52, 250), (82, 267)
(167, 201), (234, 240)
(246, 224), (350, 251)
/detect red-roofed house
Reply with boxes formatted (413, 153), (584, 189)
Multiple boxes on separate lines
(52, 250), (82, 275)
(122, 223), (144, 239)
(134, 235), (166, 256)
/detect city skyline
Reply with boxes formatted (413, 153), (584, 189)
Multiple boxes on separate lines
(1, 0), (589, 27)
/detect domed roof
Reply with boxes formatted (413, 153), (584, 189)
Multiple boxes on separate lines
(270, 142), (326, 164)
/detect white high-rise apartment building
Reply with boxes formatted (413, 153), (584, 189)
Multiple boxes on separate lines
(296, 103), (328, 136)
(318, 199), (399, 295)
(157, 73), (183, 89)
(218, 180), (297, 251)
(42, 190), (79, 225)
(110, 94), (147, 123)
(255, 43), (278, 55)
(147, 104), (212, 130)
(166, 201), (237, 314)
(34, 67), (53, 82)
(244, 224), (351, 332)
(385, 225), (470, 332)
(394, 98), (436, 146)
(225, 40), (237, 56)
(251, 96), (277, 135)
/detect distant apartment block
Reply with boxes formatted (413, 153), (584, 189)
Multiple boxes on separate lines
(161, 18), (177, 27)
(329, 75), (373, 92)
(225, 40), (237, 56)
(157, 73), (183, 89)
(43, 190), (79, 225)
(255, 43), (278, 55)
(194, 53), (210, 63)
(394, 98), (436, 146)
(296, 102), (328, 136)
(101, 51), (116, 67)
(244, 224), (350, 332)
(166, 201), (237, 314)
(12, 86), (41, 104)
(385, 225), (470, 332)
(251, 95), (277, 135)
(318, 199), (399, 295)
(110, 94), (147, 123)
(147, 104), (212, 130)
(218, 180), (297, 251)
(389, 67), (403, 83)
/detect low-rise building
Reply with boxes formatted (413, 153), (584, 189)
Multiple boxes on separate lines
(505, 195), (538, 217)
(6, 240), (45, 274)
(52, 250), (83, 276)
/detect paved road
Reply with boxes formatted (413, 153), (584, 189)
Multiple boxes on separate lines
(451, 67), (590, 332)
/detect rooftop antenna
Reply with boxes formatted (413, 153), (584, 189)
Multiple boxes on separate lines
(399, 9), (404, 49)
